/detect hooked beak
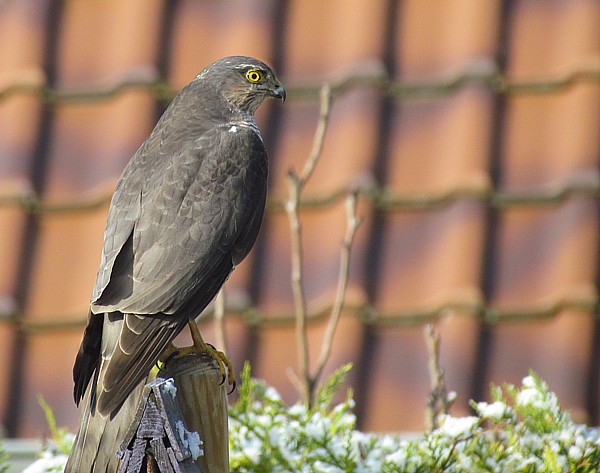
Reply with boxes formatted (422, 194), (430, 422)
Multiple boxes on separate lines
(271, 83), (286, 103)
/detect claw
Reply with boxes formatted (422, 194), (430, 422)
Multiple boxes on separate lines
(187, 321), (236, 392)
(156, 344), (180, 373)
(205, 344), (226, 384)
(157, 322), (236, 391)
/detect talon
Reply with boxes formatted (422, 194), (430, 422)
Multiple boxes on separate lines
(186, 321), (237, 390)
(157, 344), (180, 372)
(205, 344), (226, 384)
(203, 344), (232, 387)
(163, 350), (180, 367)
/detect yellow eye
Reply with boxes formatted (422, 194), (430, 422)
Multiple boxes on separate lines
(245, 69), (263, 83)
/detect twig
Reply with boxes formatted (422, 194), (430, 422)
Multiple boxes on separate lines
(313, 192), (361, 383)
(286, 171), (311, 403)
(425, 324), (453, 431)
(300, 84), (332, 183)
(285, 84), (333, 405)
(285, 366), (306, 400)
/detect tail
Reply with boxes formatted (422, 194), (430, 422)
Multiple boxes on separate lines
(66, 311), (147, 473)
(66, 310), (184, 471)
(65, 378), (145, 473)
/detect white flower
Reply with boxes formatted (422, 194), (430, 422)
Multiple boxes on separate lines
(313, 461), (344, 473)
(378, 434), (397, 450)
(240, 436), (262, 464)
(456, 454), (474, 470)
(484, 456), (499, 471)
(520, 433), (544, 452)
(335, 411), (356, 430)
(508, 455), (543, 470)
(264, 386), (281, 401)
(568, 445), (583, 462)
(477, 401), (510, 420)
(517, 376), (562, 414)
(574, 433), (586, 447)
(268, 424), (287, 446)
(385, 449), (408, 467)
(288, 403), (307, 417)
(553, 453), (568, 471)
(304, 414), (331, 441)
(516, 387), (547, 409)
(522, 375), (536, 389)
(558, 428), (576, 444)
(23, 451), (68, 473)
(438, 415), (479, 438)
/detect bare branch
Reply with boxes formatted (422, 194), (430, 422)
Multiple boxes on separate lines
(299, 84), (332, 184)
(285, 84), (334, 405)
(286, 170), (310, 403)
(313, 192), (361, 383)
(285, 366), (307, 400)
(425, 324), (453, 431)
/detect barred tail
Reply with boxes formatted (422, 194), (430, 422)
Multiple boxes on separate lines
(65, 365), (146, 472)
(66, 311), (146, 472)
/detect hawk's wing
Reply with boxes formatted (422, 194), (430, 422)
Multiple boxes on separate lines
(78, 124), (268, 416)
(93, 126), (267, 314)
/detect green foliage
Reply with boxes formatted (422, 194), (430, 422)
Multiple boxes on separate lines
(465, 373), (600, 473)
(0, 442), (9, 473)
(18, 397), (74, 472)
(313, 363), (353, 414)
(229, 363), (360, 472)
(229, 367), (600, 473)
(38, 395), (73, 456)
(25, 367), (600, 473)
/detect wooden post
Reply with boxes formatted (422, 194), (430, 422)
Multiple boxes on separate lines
(118, 353), (229, 473)
(160, 352), (229, 473)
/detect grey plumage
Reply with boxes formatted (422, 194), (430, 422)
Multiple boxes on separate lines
(66, 56), (284, 472)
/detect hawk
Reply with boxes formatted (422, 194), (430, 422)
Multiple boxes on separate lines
(65, 56), (285, 472)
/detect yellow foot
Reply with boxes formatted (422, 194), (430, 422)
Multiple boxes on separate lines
(159, 322), (236, 393)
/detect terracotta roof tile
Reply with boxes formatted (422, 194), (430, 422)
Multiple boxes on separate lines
(0, 0), (598, 437)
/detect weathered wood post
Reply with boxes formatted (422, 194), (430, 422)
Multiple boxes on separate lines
(161, 353), (229, 473)
(118, 353), (229, 473)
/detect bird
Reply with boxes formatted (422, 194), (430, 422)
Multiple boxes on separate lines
(65, 56), (285, 472)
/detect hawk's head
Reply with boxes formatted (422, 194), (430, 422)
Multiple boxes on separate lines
(199, 56), (286, 114)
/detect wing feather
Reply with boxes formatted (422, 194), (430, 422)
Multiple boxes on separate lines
(92, 126), (267, 317)
(81, 125), (267, 415)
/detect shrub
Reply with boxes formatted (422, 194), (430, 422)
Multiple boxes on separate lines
(22, 367), (600, 472)
(228, 366), (600, 473)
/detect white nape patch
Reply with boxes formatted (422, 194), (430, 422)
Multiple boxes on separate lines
(229, 125), (238, 133)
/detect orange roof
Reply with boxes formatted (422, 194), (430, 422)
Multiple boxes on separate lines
(0, 0), (598, 437)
